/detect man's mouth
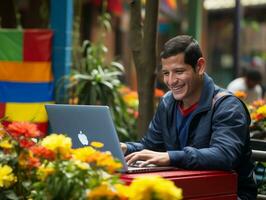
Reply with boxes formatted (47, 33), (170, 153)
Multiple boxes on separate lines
(170, 85), (184, 93)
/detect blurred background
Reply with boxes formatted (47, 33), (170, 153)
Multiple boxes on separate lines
(1, 0), (266, 88)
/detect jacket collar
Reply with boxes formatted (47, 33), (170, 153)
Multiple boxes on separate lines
(196, 73), (215, 112)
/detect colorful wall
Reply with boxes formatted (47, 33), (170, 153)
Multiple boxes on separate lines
(0, 29), (53, 135)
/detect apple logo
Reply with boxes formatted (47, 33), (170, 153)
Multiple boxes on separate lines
(78, 131), (89, 145)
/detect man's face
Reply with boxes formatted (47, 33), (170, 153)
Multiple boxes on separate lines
(161, 53), (204, 102)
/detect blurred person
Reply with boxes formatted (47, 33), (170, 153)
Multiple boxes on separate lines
(227, 67), (263, 104)
(252, 56), (266, 97)
(121, 35), (257, 200)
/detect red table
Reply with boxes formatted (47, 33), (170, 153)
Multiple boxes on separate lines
(120, 170), (237, 200)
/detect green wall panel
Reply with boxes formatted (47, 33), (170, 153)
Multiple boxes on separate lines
(0, 29), (23, 61)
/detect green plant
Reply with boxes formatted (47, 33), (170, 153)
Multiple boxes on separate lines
(0, 122), (182, 200)
(0, 122), (123, 199)
(57, 12), (137, 141)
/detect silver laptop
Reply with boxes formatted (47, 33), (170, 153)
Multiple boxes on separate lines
(45, 104), (175, 173)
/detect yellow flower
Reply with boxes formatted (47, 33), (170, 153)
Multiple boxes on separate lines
(154, 178), (183, 200)
(37, 164), (55, 181)
(95, 152), (122, 173)
(72, 146), (96, 162)
(73, 147), (122, 173)
(87, 184), (120, 200)
(115, 184), (130, 199)
(0, 139), (13, 149)
(0, 165), (17, 188)
(41, 134), (72, 158)
(257, 105), (266, 118)
(73, 160), (90, 170)
(128, 176), (182, 200)
(90, 141), (104, 148)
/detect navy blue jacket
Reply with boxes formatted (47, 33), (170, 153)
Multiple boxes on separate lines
(126, 74), (257, 199)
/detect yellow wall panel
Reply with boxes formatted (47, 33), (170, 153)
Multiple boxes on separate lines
(5, 102), (54, 122)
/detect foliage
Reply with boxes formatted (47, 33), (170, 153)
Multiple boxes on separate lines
(0, 121), (182, 200)
(58, 12), (137, 142)
(119, 86), (165, 119)
(248, 99), (266, 133)
(0, 121), (122, 199)
(233, 91), (266, 133)
(247, 99), (266, 194)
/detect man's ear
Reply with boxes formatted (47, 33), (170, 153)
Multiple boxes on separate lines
(196, 57), (205, 75)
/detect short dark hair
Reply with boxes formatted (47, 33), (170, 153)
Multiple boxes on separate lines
(160, 35), (203, 69)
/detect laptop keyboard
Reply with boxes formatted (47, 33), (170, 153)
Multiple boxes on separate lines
(129, 161), (156, 168)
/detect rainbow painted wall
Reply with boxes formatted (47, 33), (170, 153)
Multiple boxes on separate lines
(0, 29), (54, 135)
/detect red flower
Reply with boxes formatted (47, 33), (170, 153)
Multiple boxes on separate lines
(7, 122), (41, 138)
(255, 113), (264, 121)
(134, 111), (139, 119)
(28, 157), (41, 169)
(30, 146), (55, 161)
(19, 139), (36, 148)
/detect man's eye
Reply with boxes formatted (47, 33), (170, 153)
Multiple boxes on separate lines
(176, 71), (184, 75)
(162, 72), (169, 76)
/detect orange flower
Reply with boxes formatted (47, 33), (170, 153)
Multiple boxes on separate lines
(252, 99), (266, 108)
(0, 123), (6, 138)
(123, 91), (138, 101)
(234, 91), (247, 99)
(30, 146), (55, 161)
(18, 152), (30, 169)
(7, 122), (41, 138)
(119, 86), (131, 94)
(95, 152), (122, 173)
(155, 88), (165, 97)
(27, 157), (41, 169)
(250, 113), (257, 121)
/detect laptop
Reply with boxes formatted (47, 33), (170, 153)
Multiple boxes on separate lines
(45, 104), (175, 173)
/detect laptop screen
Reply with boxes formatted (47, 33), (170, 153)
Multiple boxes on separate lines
(45, 104), (128, 172)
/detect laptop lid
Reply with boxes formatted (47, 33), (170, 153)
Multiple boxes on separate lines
(45, 104), (128, 172)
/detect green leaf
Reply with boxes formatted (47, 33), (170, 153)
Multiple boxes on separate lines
(3, 190), (19, 200)
(111, 61), (125, 72)
(101, 81), (114, 90)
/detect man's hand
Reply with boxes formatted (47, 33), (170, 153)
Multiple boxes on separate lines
(125, 149), (170, 167)
(120, 142), (127, 154)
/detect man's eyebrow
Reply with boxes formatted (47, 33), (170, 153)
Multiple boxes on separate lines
(161, 69), (168, 73)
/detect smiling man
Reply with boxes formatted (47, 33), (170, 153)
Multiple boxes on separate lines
(121, 35), (257, 200)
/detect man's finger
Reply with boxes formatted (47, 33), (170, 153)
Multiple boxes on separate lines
(139, 159), (156, 167)
(127, 154), (141, 166)
(126, 152), (154, 165)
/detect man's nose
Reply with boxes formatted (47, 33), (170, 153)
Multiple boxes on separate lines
(168, 73), (177, 85)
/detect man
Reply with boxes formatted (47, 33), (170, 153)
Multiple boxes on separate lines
(121, 35), (257, 199)
(227, 66), (263, 104)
